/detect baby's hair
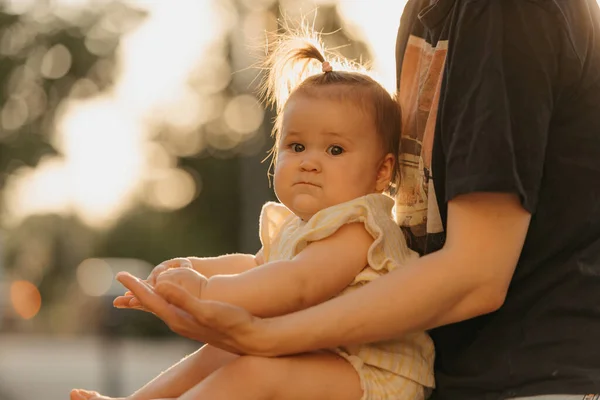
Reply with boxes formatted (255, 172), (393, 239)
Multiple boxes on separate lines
(260, 25), (402, 191)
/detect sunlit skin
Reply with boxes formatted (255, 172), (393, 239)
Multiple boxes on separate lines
(70, 90), (396, 400)
(274, 92), (394, 221)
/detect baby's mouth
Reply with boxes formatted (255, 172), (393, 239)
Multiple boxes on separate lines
(295, 181), (320, 187)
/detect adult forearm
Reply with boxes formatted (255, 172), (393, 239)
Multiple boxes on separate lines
(264, 248), (501, 355)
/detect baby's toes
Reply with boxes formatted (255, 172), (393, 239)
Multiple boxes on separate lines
(70, 389), (104, 400)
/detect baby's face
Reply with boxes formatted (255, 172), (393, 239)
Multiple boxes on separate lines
(274, 93), (390, 221)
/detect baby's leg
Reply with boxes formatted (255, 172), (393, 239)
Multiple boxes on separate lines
(179, 351), (363, 400)
(70, 344), (238, 400)
(71, 394), (175, 400)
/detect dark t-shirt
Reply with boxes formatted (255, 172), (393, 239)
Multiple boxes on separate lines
(394, 0), (600, 399)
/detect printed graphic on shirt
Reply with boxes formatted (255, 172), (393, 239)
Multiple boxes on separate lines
(395, 35), (446, 253)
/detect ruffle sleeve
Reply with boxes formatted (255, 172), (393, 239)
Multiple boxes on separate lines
(258, 201), (294, 262)
(285, 194), (418, 285)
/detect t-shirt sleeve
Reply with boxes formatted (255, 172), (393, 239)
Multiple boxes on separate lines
(438, 1), (565, 212)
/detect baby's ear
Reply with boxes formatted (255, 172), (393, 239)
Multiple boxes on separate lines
(376, 154), (394, 192)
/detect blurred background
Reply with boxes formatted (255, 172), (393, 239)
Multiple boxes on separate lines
(0, 0), (407, 398)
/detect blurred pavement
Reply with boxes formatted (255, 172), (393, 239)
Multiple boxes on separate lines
(0, 334), (197, 400)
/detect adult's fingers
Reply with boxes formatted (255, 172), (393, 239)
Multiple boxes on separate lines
(113, 295), (133, 308)
(116, 272), (208, 335)
(113, 295), (144, 310)
(154, 282), (212, 322)
(155, 281), (256, 336)
(116, 272), (174, 319)
(153, 282), (253, 353)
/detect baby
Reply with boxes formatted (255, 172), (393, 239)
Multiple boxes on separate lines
(71, 27), (434, 400)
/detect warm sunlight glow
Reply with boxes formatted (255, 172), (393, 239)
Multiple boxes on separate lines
(4, 97), (145, 228)
(3, 158), (70, 224)
(58, 97), (144, 226)
(3, 0), (409, 228)
(3, 0), (235, 228)
(115, 1), (235, 116)
(336, 0), (408, 92)
(10, 280), (42, 320)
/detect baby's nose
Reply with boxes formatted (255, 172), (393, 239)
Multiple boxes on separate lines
(299, 155), (320, 171)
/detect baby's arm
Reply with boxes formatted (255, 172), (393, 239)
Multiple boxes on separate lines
(188, 249), (264, 278)
(149, 250), (263, 285)
(116, 250), (264, 309)
(192, 223), (373, 318)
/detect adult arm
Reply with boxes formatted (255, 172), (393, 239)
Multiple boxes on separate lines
(118, 0), (561, 355)
(259, 191), (530, 353)
(118, 191), (530, 355)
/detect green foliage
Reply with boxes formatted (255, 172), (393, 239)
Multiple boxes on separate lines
(0, 4), (145, 189)
(0, 1), (368, 337)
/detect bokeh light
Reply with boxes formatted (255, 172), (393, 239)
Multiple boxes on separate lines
(1, 0), (246, 229)
(10, 280), (42, 320)
(76, 257), (154, 297)
(1, 95), (29, 131)
(145, 168), (199, 211)
(0, 0), (408, 230)
(224, 94), (264, 136)
(76, 258), (114, 297)
(2, 1), (571, 398)
(40, 43), (72, 79)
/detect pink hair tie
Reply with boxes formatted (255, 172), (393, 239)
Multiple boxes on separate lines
(322, 61), (333, 73)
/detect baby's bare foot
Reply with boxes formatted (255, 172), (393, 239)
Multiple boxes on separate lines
(70, 388), (126, 400)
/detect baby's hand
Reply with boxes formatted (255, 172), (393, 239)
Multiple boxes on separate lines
(114, 257), (194, 309)
(146, 257), (194, 287)
(155, 267), (208, 299)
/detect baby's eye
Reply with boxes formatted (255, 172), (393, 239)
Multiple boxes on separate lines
(290, 143), (305, 152)
(327, 145), (344, 156)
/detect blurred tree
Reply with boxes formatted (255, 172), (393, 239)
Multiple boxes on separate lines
(0, 1), (250, 337)
(0, 0), (373, 338)
(0, 2), (146, 190)
(0, 1), (150, 333)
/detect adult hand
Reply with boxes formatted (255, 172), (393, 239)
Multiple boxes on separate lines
(114, 272), (275, 356)
(114, 257), (194, 310)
